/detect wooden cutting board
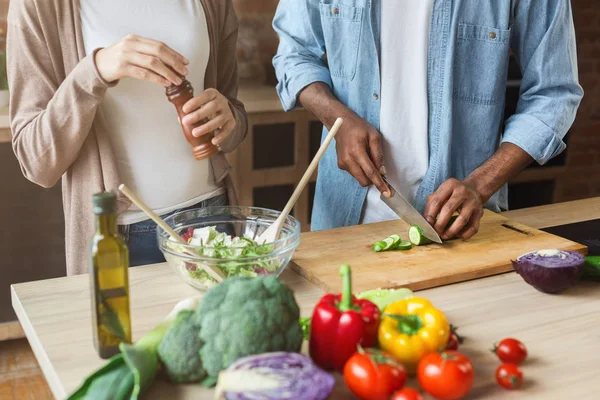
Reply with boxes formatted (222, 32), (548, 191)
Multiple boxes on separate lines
(291, 210), (587, 293)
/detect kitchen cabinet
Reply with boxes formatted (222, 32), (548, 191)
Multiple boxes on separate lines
(0, 120), (66, 333)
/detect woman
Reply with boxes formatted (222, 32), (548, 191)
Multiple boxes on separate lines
(7, 0), (248, 274)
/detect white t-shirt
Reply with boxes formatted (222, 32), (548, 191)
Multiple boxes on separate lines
(81, 0), (223, 225)
(361, 0), (433, 224)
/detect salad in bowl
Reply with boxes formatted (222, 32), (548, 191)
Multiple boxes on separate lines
(157, 206), (301, 290)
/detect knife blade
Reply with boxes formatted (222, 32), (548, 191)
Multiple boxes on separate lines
(380, 176), (442, 244)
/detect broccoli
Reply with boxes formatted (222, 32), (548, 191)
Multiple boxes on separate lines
(193, 275), (303, 379)
(157, 309), (206, 384)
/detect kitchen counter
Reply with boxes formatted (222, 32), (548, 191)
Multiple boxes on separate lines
(11, 198), (600, 399)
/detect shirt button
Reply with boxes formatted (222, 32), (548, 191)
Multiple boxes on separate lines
(332, 7), (340, 15)
(489, 31), (497, 39)
(373, 93), (379, 100)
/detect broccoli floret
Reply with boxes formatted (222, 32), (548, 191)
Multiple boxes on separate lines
(157, 309), (206, 384)
(193, 275), (303, 379)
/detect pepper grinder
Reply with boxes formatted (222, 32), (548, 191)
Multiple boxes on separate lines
(166, 79), (219, 160)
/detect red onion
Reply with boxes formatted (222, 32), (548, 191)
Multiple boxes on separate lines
(215, 352), (335, 400)
(512, 249), (585, 293)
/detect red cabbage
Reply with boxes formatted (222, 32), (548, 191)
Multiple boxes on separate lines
(512, 249), (585, 293)
(215, 352), (335, 400)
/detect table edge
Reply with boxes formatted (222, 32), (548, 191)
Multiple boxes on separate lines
(11, 284), (67, 400)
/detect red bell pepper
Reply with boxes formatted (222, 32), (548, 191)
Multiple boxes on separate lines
(309, 264), (380, 371)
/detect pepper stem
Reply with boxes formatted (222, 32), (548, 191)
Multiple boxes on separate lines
(383, 313), (424, 336)
(338, 264), (353, 312)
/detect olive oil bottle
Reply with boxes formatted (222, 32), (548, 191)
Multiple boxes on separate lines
(89, 192), (132, 359)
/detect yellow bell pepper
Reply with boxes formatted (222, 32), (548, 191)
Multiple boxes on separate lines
(378, 297), (449, 373)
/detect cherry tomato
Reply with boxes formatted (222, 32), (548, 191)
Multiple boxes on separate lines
(496, 363), (523, 390)
(391, 387), (425, 400)
(446, 325), (464, 350)
(417, 351), (474, 400)
(343, 348), (407, 400)
(446, 333), (460, 350)
(492, 338), (528, 364)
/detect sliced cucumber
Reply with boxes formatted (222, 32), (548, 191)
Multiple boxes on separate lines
(372, 241), (387, 252)
(381, 236), (397, 251)
(408, 226), (433, 246)
(394, 240), (413, 251)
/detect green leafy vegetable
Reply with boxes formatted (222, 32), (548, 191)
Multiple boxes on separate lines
(193, 275), (303, 381)
(583, 256), (600, 281)
(169, 227), (281, 287)
(356, 288), (414, 312)
(157, 309), (205, 384)
(68, 297), (201, 400)
(300, 317), (311, 341)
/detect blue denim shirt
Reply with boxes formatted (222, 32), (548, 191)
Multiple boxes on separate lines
(273, 0), (583, 231)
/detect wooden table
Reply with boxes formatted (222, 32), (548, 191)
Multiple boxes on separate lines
(12, 199), (600, 399)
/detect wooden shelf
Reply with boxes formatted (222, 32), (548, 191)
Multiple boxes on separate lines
(510, 166), (566, 184)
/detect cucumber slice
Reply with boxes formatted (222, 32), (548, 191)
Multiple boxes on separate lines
(394, 240), (413, 251)
(408, 226), (433, 246)
(381, 236), (397, 251)
(372, 241), (387, 252)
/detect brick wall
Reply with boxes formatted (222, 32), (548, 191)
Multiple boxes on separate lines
(557, 3), (600, 201)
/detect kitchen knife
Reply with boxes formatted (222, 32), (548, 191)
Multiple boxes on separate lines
(380, 176), (443, 244)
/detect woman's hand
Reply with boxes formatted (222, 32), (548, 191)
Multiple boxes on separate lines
(95, 34), (189, 87)
(181, 88), (236, 147)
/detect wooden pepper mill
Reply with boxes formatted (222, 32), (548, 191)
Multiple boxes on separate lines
(166, 79), (219, 160)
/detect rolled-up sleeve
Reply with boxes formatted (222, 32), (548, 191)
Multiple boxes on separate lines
(272, 0), (333, 111)
(501, 0), (583, 165)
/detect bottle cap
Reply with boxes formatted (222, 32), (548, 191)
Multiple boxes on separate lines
(92, 192), (117, 215)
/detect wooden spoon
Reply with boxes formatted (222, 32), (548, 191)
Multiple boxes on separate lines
(118, 184), (226, 282)
(256, 117), (344, 244)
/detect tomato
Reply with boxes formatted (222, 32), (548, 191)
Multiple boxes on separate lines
(391, 387), (425, 400)
(492, 338), (528, 365)
(343, 348), (407, 400)
(496, 363), (523, 390)
(417, 351), (474, 400)
(446, 325), (464, 351)
(446, 333), (460, 350)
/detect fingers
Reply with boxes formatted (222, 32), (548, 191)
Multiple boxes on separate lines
(424, 180), (454, 227)
(213, 120), (236, 146)
(442, 209), (471, 239)
(435, 192), (466, 235)
(368, 132), (385, 172)
(132, 36), (189, 76)
(356, 153), (389, 197)
(192, 115), (229, 138)
(128, 53), (182, 86)
(182, 101), (218, 126)
(125, 65), (171, 87)
(338, 154), (371, 187)
(458, 208), (483, 240)
(182, 89), (219, 114)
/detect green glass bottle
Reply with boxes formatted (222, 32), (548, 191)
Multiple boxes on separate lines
(89, 192), (132, 359)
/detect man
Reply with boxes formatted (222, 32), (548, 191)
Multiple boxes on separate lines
(272, 0), (582, 240)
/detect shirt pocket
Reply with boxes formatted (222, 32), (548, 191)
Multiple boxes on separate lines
(453, 23), (511, 106)
(319, 2), (364, 80)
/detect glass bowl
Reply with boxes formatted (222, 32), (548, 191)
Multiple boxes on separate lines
(157, 206), (301, 291)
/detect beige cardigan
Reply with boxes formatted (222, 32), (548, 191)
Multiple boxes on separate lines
(7, 0), (248, 275)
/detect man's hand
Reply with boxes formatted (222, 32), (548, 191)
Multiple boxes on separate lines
(424, 143), (535, 241)
(335, 111), (390, 197)
(424, 178), (484, 240)
(298, 82), (390, 197)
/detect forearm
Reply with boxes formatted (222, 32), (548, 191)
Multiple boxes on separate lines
(298, 82), (354, 130)
(463, 143), (534, 203)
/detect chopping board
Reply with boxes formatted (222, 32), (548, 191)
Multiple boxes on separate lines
(291, 210), (587, 293)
